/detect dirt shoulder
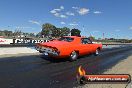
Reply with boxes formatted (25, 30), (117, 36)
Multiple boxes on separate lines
(0, 47), (40, 58)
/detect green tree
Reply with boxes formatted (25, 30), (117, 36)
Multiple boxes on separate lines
(71, 28), (81, 36)
(41, 23), (56, 37)
(51, 28), (59, 37)
(59, 27), (70, 36)
(36, 32), (41, 38)
(3, 30), (13, 37)
(0, 31), (5, 36)
(88, 36), (95, 41)
(29, 33), (35, 37)
(54, 28), (62, 37)
(41, 23), (71, 37)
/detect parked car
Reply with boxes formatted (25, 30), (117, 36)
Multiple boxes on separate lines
(36, 36), (102, 61)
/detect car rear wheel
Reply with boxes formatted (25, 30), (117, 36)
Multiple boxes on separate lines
(69, 51), (78, 61)
(94, 49), (99, 56)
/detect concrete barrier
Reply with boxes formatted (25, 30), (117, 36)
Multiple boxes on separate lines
(0, 38), (132, 47)
(0, 38), (49, 45)
(0, 38), (13, 44)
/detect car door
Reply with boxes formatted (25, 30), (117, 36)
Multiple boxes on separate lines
(86, 38), (95, 53)
(79, 38), (93, 55)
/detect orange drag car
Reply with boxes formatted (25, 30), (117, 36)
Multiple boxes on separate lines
(36, 36), (102, 61)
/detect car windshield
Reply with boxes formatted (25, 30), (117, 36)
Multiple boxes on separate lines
(58, 37), (74, 42)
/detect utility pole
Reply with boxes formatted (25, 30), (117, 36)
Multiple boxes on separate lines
(103, 33), (104, 40)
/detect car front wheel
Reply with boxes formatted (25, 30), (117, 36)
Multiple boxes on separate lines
(94, 49), (99, 56)
(69, 51), (78, 61)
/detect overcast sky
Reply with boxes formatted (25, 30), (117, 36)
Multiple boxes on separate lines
(0, 0), (132, 39)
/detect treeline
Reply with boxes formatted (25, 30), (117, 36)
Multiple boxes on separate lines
(41, 23), (81, 37)
(0, 30), (36, 38)
(0, 23), (81, 38)
(96, 38), (132, 43)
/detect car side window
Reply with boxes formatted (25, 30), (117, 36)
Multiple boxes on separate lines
(81, 38), (92, 44)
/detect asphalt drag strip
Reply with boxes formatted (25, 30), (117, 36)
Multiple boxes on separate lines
(0, 46), (132, 88)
